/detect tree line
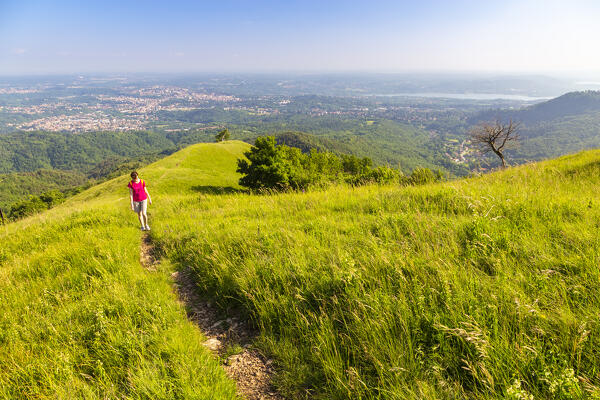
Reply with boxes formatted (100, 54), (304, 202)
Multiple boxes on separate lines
(2, 189), (73, 222)
(237, 136), (443, 191)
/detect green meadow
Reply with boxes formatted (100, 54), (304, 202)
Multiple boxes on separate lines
(0, 143), (246, 399)
(2, 140), (600, 399)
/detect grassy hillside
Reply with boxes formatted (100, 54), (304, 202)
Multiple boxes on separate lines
(3, 140), (600, 399)
(149, 146), (600, 399)
(0, 141), (250, 399)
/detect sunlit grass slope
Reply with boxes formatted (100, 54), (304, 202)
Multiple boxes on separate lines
(0, 141), (250, 399)
(4, 140), (600, 399)
(148, 149), (600, 399)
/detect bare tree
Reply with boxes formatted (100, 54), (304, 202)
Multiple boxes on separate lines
(469, 120), (520, 168)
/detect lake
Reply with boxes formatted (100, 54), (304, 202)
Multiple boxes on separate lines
(368, 92), (551, 101)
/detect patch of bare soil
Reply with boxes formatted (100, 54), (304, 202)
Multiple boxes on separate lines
(172, 268), (282, 400)
(140, 234), (282, 400)
(140, 234), (159, 271)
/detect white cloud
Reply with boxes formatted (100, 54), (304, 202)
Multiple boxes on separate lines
(12, 48), (27, 55)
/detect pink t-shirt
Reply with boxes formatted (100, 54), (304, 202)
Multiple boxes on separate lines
(128, 179), (148, 202)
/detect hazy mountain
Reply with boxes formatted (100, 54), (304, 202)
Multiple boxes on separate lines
(468, 91), (600, 163)
(472, 90), (600, 125)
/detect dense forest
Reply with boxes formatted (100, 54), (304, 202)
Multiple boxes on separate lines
(0, 130), (189, 173)
(0, 120), (453, 175)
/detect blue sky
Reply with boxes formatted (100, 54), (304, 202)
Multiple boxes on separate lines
(1, 0), (599, 74)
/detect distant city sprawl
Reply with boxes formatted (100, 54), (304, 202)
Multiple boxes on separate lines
(2, 74), (600, 176)
(0, 74), (545, 135)
(0, 82), (239, 132)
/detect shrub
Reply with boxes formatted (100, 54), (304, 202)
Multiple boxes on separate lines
(238, 136), (420, 191)
(404, 167), (443, 186)
(9, 195), (47, 219)
(237, 136), (292, 190)
(215, 128), (231, 142)
(346, 166), (401, 186)
(39, 190), (65, 207)
(8, 190), (66, 220)
(342, 155), (373, 175)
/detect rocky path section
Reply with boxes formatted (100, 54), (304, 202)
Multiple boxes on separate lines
(140, 234), (282, 400)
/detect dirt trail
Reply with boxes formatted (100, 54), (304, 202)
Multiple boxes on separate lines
(140, 235), (159, 271)
(140, 233), (282, 400)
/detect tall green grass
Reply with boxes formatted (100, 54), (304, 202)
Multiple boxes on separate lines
(3, 140), (600, 399)
(149, 147), (600, 399)
(0, 143), (248, 398)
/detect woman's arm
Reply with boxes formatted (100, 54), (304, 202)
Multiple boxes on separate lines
(145, 187), (152, 205)
(129, 188), (134, 210)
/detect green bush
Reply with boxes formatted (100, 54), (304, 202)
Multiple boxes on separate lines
(346, 166), (402, 186)
(39, 190), (65, 207)
(237, 136), (406, 191)
(8, 190), (66, 220)
(404, 167), (443, 186)
(8, 195), (48, 219)
(215, 128), (231, 142)
(237, 136), (292, 190)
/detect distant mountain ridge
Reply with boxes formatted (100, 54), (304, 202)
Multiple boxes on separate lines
(472, 90), (600, 125)
(467, 91), (600, 165)
(523, 90), (600, 122)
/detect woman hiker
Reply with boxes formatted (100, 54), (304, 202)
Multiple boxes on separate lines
(128, 171), (152, 231)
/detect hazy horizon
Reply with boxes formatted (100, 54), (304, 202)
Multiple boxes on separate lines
(2, 0), (600, 76)
(1, 71), (600, 79)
